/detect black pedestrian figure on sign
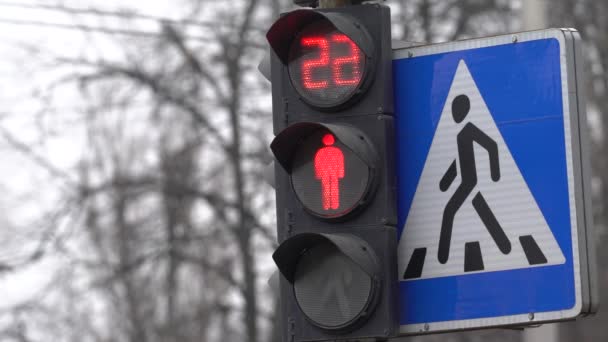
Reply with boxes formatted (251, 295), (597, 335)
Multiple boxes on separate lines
(402, 90), (552, 280)
(438, 94), (511, 271)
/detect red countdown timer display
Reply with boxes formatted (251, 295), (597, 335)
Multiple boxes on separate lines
(288, 22), (367, 108)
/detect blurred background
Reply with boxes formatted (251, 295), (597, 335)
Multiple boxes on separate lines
(0, 0), (604, 341)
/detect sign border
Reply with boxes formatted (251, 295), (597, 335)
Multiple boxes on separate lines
(392, 28), (596, 335)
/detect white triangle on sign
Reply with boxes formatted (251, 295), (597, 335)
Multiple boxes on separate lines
(398, 60), (565, 281)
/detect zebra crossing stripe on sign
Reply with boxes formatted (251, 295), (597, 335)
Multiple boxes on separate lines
(397, 60), (565, 281)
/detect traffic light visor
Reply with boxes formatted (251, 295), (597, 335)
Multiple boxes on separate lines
(266, 10), (373, 64)
(271, 122), (376, 171)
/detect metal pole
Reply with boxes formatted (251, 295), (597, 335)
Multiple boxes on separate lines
(522, 0), (548, 30)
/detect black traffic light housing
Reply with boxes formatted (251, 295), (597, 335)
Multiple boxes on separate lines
(267, 3), (397, 341)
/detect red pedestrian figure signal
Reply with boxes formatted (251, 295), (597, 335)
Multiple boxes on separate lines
(315, 134), (345, 210)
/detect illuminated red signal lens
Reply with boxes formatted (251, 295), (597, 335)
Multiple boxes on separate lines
(288, 22), (366, 108)
(314, 134), (344, 210)
(291, 130), (371, 219)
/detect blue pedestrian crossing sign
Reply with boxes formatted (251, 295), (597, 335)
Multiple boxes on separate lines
(393, 29), (598, 334)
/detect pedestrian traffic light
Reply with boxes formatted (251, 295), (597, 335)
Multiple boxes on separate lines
(266, 3), (397, 341)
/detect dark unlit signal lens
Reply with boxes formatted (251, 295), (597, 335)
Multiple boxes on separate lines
(294, 241), (373, 329)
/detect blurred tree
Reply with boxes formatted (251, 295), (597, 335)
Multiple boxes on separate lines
(391, 0), (513, 43)
(0, 0), (279, 341)
(7, 1), (607, 342)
